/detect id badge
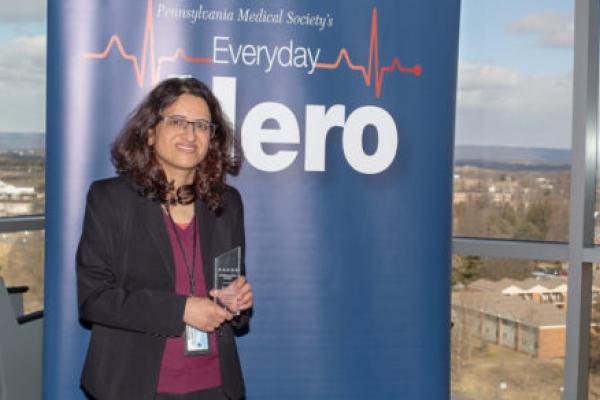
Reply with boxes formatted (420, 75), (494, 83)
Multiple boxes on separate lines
(184, 324), (210, 356)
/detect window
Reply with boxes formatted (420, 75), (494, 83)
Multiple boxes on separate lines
(0, 230), (44, 313)
(454, 0), (573, 242)
(451, 0), (600, 398)
(0, 0), (47, 313)
(452, 255), (566, 399)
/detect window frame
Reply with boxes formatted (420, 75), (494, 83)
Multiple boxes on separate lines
(452, 0), (598, 398)
(0, 216), (44, 233)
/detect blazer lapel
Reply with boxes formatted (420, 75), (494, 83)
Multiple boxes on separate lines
(141, 199), (176, 284)
(196, 200), (215, 292)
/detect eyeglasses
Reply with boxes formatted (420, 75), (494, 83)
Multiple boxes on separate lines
(160, 115), (217, 137)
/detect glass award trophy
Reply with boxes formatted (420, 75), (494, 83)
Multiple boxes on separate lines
(214, 246), (242, 314)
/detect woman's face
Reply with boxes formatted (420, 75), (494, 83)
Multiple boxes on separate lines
(148, 93), (212, 181)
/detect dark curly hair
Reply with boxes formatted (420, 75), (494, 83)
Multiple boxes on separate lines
(111, 77), (240, 212)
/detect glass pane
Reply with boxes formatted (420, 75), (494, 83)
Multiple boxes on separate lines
(0, 1), (46, 217)
(594, 37), (600, 245)
(452, 255), (566, 399)
(589, 266), (600, 399)
(454, 0), (573, 242)
(0, 230), (44, 314)
(0, 148), (45, 216)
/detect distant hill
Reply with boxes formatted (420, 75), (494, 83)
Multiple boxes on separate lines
(0, 133), (45, 151)
(455, 145), (570, 171)
(0, 135), (572, 171)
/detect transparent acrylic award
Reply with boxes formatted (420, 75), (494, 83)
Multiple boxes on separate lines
(213, 246), (241, 314)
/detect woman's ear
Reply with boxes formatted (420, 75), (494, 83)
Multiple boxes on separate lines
(147, 128), (155, 146)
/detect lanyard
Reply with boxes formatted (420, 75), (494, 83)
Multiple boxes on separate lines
(165, 205), (197, 295)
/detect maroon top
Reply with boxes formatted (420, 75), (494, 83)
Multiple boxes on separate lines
(156, 212), (222, 394)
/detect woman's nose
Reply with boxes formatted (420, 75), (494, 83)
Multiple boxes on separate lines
(184, 122), (197, 142)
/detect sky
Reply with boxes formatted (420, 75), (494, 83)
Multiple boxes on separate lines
(456, 0), (574, 149)
(0, 0), (575, 149)
(0, 0), (46, 134)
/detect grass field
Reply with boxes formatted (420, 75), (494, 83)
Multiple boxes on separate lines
(452, 340), (564, 400)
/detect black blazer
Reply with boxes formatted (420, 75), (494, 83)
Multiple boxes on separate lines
(76, 175), (249, 400)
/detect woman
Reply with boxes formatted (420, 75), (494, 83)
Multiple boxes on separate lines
(76, 77), (253, 400)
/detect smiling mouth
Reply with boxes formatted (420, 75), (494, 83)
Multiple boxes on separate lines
(175, 143), (197, 153)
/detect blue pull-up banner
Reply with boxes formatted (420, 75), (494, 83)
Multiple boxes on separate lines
(44, 0), (460, 398)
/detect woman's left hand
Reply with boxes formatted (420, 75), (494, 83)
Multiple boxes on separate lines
(210, 276), (253, 314)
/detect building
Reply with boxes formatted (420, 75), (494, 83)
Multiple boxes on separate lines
(451, 275), (597, 359)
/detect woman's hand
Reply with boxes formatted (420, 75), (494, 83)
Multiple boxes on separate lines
(234, 276), (253, 312)
(211, 276), (253, 314)
(183, 296), (233, 332)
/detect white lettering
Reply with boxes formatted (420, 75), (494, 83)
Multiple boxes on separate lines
(258, 45), (277, 73)
(307, 48), (321, 75)
(212, 76), (236, 125)
(211, 77), (399, 174)
(304, 105), (345, 171)
(241, 103), (300, 172)
(157, 3), (166, 18)
(241, 45), (257, 65)
(212, 77), (237, 158)
(343, 107), (398, 174)
(213, 36), (230, 65)
(212, 36), (320, 74)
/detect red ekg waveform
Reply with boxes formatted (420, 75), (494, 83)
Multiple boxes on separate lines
(315, 8), (422, 98)
(85, 0), (418, 96)
(83, 0), (213, 88)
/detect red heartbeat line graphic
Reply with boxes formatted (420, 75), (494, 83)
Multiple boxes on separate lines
(315, 8), (422, 98)
(83, 0), (212, 88)
(84, 0), (420, 96)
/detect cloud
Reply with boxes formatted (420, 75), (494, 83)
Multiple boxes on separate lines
(508, 11), (573, 49)
(456, 63), (572, 149)
(0, 35), (45, 82)
(0, 34), (46, 133)
(0, 0), (45, 22)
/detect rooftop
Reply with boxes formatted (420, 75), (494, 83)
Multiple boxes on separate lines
(452, 291), (566, 327)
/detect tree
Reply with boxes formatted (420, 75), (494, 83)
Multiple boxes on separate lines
(476, 257), (536, 281)
(519, 201), (552, 240)
(452, 255), (482, 285)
